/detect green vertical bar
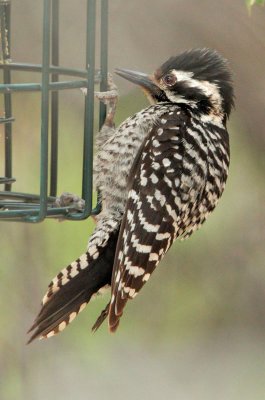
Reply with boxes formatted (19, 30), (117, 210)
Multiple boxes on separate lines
(80, 0), (96, 217)
(91, 0), (108, 216)
(32, 0), (51, 222)
(50, 0), (59, 196)
(0, 0), (12, 191)
(0, 1), (11, 62)
(99, 0), (108, 129)
(3, 67), (12, 192)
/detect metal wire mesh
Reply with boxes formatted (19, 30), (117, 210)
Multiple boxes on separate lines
(0, 0), (108, 222)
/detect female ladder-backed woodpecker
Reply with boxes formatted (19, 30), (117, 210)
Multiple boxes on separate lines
(28, 48), (234, 343)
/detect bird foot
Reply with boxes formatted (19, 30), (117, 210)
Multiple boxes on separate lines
(94, 73), (118, 101)
(95, 73), (119, 128)
(55, 192), (97, 222)
(82, 73), (118, 127)
(55, 192), (85, 211)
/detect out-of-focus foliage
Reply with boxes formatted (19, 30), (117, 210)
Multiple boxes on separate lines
(246, 0), (265, 9)
(1, 1), (265, 400)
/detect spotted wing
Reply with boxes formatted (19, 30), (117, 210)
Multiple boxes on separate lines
(108, 109), (207, 331)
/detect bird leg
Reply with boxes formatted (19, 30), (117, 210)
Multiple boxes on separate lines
(94, 73), (118, 128)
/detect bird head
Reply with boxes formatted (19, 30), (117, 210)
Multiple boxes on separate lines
(115, 48), (234, 121)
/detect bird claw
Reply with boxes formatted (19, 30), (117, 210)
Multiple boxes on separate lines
(81, 73), (118, 100)
(55, 192), (85, 211)
(96, 73), (119, 127)
(94, 89), (118, 104)
(55, 193), (97, 223)
(95, 73), (118, 98)
(82, 73), (118, 128)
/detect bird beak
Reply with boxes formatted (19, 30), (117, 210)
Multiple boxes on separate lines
(115, 68), (161, 99)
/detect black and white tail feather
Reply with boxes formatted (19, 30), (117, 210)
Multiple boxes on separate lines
(28, 48), (234, 342)
(27, 226), (119, 343)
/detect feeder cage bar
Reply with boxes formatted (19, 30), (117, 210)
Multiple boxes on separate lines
(0, 0), (108, 222)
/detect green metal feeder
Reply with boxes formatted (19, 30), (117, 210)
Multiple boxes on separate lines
(0, 0), (108, 222)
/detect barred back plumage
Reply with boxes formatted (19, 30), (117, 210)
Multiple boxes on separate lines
(108, 103), (230, 330)
(28, 48), (233, 342)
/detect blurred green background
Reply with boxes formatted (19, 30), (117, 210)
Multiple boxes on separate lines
(1, 1), (265, 399)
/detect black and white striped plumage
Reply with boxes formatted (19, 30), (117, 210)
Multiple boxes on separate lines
(28, 48), (234, 341)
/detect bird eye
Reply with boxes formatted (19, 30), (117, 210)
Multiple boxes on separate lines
(163, 73), (177, 86)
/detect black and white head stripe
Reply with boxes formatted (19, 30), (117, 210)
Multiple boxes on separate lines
(154, 48), (234, 118)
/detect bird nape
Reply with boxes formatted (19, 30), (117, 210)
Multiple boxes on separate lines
(28, 48), (234, 343)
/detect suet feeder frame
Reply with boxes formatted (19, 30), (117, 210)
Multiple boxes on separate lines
(0, 0), (108, 222)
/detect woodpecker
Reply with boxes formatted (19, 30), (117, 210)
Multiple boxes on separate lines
(28, 48), (234, 342)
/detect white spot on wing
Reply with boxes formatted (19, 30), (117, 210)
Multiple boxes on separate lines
(150, 173), (158, 184)
(79, 253), (88, 267)
(162, 158), (171, 167)
(79, 302), (87, 313)
(141, 176), (147, 186)
(142, 273), (151, 282)
(58, 321), (67, 332)
(149, 253), (159, 261)
(129, 288), (136, 297)
(115, 270), (121, 282)
(128, 266), (145, 277)
(156, 232), (170, 240)
(175, 178), (180, 187)
(69, 312), (77, 323)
